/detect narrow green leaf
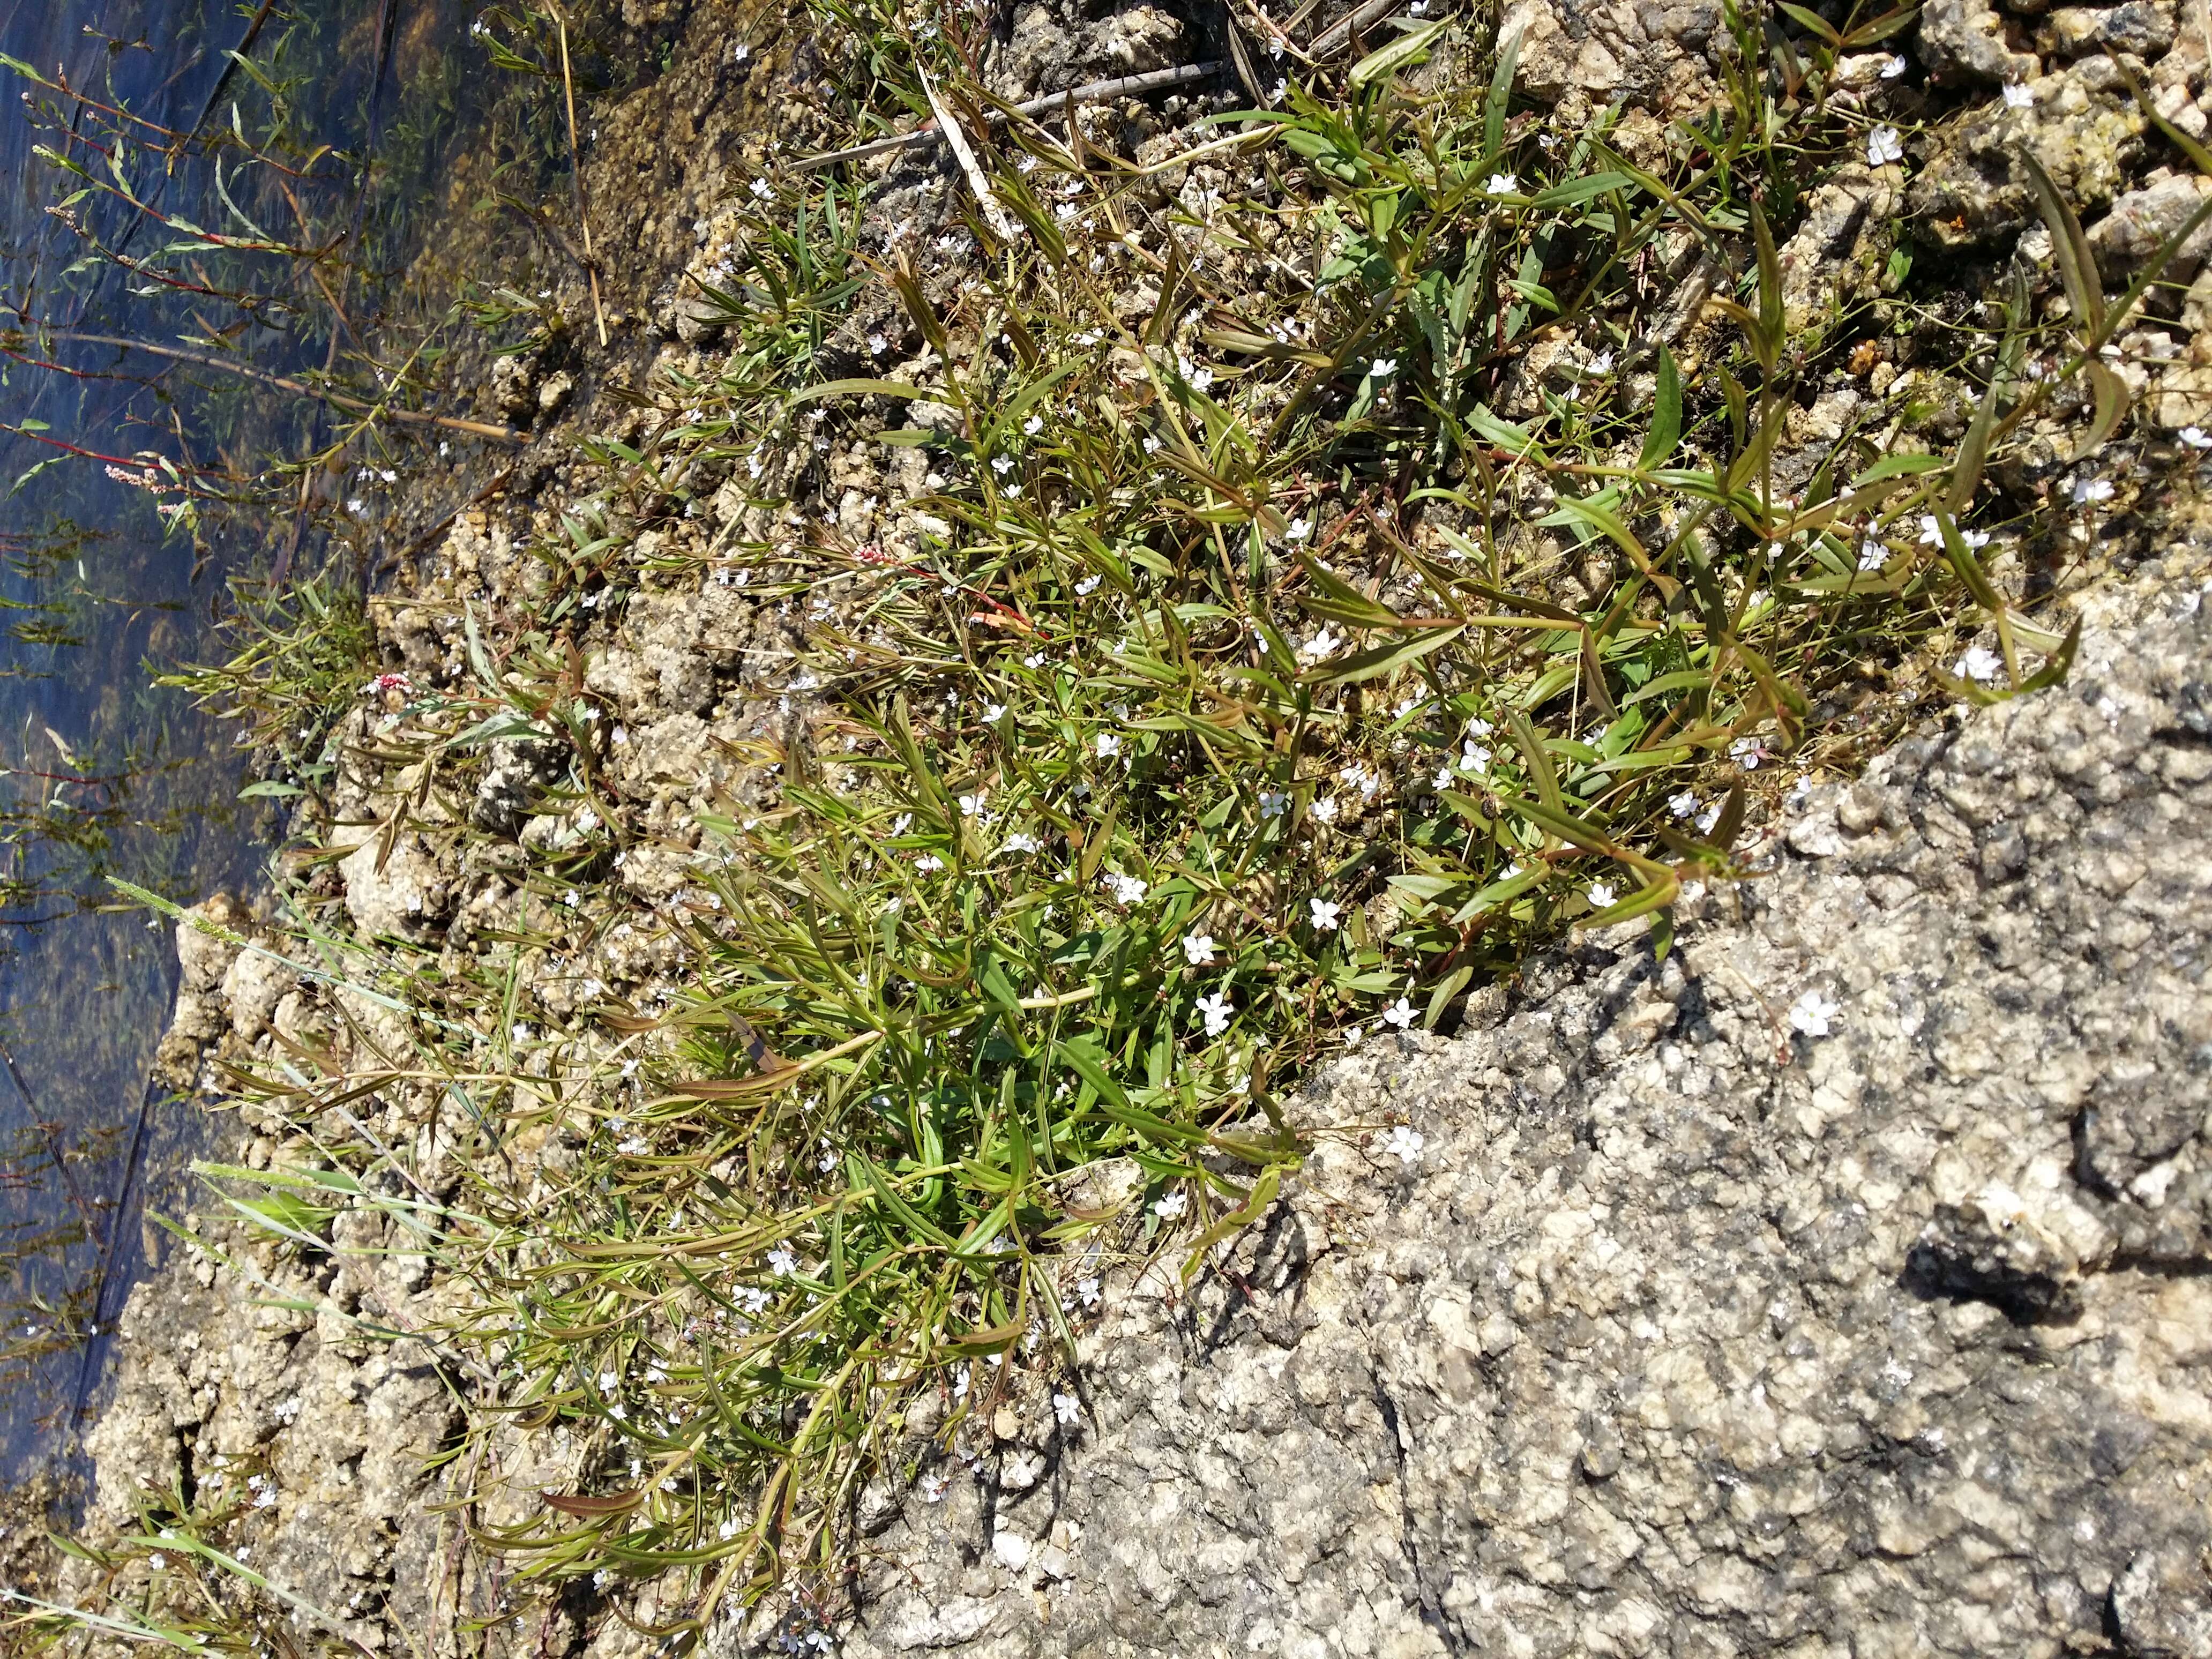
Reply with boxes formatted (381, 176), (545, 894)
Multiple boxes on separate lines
(1349, 17), (1451, 88)
(1638, 347), (1682, 468)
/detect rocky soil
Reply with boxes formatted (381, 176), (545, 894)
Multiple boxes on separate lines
(840, 565), (2212, 1658)
(39, 0), (2212, 1653)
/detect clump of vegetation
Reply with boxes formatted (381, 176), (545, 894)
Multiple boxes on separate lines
(27, 0), (2207, 1650)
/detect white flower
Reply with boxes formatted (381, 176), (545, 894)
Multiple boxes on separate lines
(867, 331), (888, 356)
(1153, 1191), (1189, 1220)
(1053, 1390), (1080, 1425)
(2072, 476), (2114, 505)
(1957, 646), (2004, 683)
(1960, 527), (1991, 550)
(983, 701), (1007, 723)
(1866, 125), (1904, 167)
(1486, 172), (1518, 195)
(1310, 795), (1340, 824)
(892, 812), (913, 835)
(1917, 513), (1944, 546)
(1309, 897), (1342, 931)
(1285, 516), (1312, 542)
(1730, 735), (1769, 770)
(1194, 991), (1233, 1037)
(1431, 766), (1454, 791)
(1343, 1023), (1364, 1047)
(1370, 357), (1398, 378)
(1588, 349), (1615, 374)
(1386, 1124), (1424, 1165)
(915, 853), (945, 873)
(1669, 791), (1699, 819)
(2183, 427), (2212, 451)
(1259, 788), (1289, 818)
(1024, 415), (1044, 436)
(2002, 81), (2034, 108)
(751, 177), (772, 199)
(1105, 871), (1149, 905)
(1300, 626), (1342, 661)
(1858, 537), (1889, 572)
(1075, 1276), (1101, 1309)
(1466, 715), (1494, 737)
(1075, 573), (1102, 596)
(1182, 931), (1217, 966)
(1880, 53), (1907, 78)
(1461, 742), (1491, 774)
(1141, 435), (1162, 454)
(918, 1471), (951, 1503)
(1004, 483), (1022, 499)
(767, 1245), (798, 1275)
(1788, 989), (1841, 1037)
(958, 790), (988, 817)
(1587, 881), (1618, 909)
(1001, 832), (1040, 854)
(1381, 997), (1416, 1030)
(1096, 732), (1123, 759)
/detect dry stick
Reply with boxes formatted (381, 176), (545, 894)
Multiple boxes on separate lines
(552, 4), (609, 347)
(794, 62), (1224, 173)
(55, 332), (528, 443)
(1311, 0), (1408, 56)
(920, 67), (1018, 240)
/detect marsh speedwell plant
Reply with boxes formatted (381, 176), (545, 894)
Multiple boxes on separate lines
(29, 0), (2208, 1648)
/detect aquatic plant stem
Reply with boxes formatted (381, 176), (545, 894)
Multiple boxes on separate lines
(54, 333), (528, 443)
(552, 4), (609, 347)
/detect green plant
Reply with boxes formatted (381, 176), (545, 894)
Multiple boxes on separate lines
(93, 0), (2196, 1646)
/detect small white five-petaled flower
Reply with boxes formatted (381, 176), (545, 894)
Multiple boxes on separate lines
(1866, 125), (1905, 167)
(1105, 872), (1148, 905)
(1370, 357), (1398, 378)
(1194, 991), (1234, 1037)
(1300, 626), (1342, 661)
(2002, 82), (2034, 108)
(1153, 1191), (1189, 1220)
(2072, 475), (2115, 505)
(2181, 427), (2212, 451)
(767, 1244), (798, 1276)
(1259, 788), (1289, 818)
(1052, 1391), (1080, 1425)
(1587, 881), (1618, 909)
(1485, 171), (1518, 195)
(1096, 732), (1123, 759)
(1957, 646), (2005, 683)
(1182, 931), (1217, 966)
(1309, 897), (1342, 931)
(1386, 1124), (1425, 1165)
(1381, 996), (1416, 1030)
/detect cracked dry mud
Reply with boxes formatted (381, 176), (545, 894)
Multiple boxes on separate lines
(843, 578), (2212, 1659)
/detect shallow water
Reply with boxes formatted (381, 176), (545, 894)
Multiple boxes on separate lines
(0, 0), (481, 1490)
